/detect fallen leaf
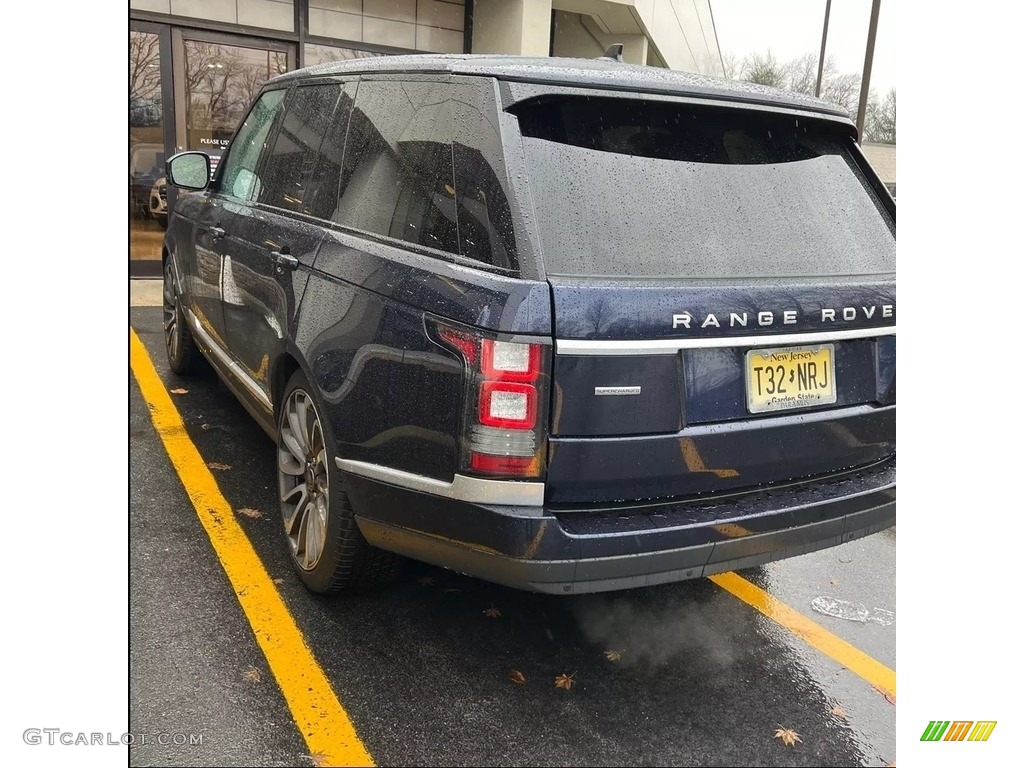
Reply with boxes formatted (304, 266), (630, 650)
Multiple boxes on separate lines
(243, 667), (262, 683)
(272, 578), (285, 585)
(483, 606), (502, 618)
(416, 576), (436, 586)
(774, 727), (802, 747)
(873, 685), (896, 705)
(307, 752), (330, 767)
(237, 507), (262, 519)
(208, 462), (232, 471)
(604, 650), (623, 662)
(170, 387), (189, 394)
(830, 705), (847, 719)
(507, 669), (526, 685)
(554, 672), (576, 691)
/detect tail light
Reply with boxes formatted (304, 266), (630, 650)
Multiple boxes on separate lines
(434, 323), (550, 479)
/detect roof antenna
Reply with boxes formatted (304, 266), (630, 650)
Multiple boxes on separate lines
(599, 44), (624, 62)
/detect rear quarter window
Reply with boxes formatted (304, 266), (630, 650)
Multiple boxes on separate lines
(334, 79), (460, 256)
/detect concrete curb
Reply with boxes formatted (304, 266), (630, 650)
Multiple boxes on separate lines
(131, 278), (163, 307)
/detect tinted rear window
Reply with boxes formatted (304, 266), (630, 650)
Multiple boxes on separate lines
(515, 97), (895, 279)
(258, 84), (342, 216)
(334, 80), (459, 257)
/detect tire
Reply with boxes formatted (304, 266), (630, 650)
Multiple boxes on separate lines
(277, 369), (401, 594)
(163, 258), (198, 375)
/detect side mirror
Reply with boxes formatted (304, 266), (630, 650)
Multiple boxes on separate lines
(167, 152), (211, 190)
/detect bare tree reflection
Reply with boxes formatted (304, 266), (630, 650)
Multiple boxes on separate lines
(129, 32), (161, 126)
(185, 43), (288, 142)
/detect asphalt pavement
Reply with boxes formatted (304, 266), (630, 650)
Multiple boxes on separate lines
(129, 303), (896, 767)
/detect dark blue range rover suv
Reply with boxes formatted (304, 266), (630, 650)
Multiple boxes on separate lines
(162, 54), (895, 595)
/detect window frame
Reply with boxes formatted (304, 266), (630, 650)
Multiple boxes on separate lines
(322, 73), (521, 277)
(254, 81), (348, 217)
(211, 85), (289, 201)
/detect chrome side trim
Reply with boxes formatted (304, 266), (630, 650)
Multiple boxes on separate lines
(557, 325), (897, 356)
(336, 459), (545, 510)
(185, 309), (272, 411)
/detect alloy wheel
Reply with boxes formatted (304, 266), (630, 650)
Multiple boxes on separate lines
(278, 389), (330, 570)
(162, 260), (180, 361)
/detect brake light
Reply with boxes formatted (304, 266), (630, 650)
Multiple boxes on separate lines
(432, 322), (549, 479)
(438, 326), (478, 365)
(481, 339), (540, 382)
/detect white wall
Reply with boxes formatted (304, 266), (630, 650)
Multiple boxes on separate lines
(551, 0), (723, 75)
(551, 11), (648, 64)
(471, 0), (552, 56)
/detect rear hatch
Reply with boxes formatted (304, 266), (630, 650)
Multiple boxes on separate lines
(513, 96), (896, 505)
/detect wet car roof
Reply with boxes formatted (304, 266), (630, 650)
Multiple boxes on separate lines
(269, 54), (852, 121)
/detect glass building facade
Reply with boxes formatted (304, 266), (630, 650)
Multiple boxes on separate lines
(130, 1), (467, 276)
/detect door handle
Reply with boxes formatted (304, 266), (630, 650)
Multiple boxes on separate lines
(272, 250), (299, 271)
(209, 225), (226, 239)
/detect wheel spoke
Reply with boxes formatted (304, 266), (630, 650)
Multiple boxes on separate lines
(296, 394), (312, 453)
(281, 483), (307, 535)
(163, 273), (175, 306)
(304, 505), (319, 569)
(310, 418), (323, 458)
(280, 423), (305, 465)
(297, 499), (314, 568)
(286, 403), (308, 456)
(311, 496), (327, 564)
(278, 446), (303, 476)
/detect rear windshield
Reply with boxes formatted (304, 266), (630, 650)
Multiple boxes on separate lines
(515, 97), (895, 279)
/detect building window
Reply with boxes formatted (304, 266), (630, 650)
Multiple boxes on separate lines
(308, 1), (464, 53)
(129, 30), (166, 272)
(304, 43), (383, 66)
(129, 1), (296, 33)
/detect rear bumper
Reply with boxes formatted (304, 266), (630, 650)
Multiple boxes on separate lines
(344, 458), (895, 595)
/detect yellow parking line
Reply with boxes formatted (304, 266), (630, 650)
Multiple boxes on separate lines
(710, 571), (896, 698)
(130, 328), (374, 768)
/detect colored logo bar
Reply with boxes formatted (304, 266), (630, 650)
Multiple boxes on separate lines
(921, 721), (997, 742)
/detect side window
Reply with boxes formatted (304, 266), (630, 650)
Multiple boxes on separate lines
(451, 80), (519, 271)
(296, 82), (356, 221)
(333, 80), (459, 256)
(257, 83), (343, 216)
(219, 89), (286, 201)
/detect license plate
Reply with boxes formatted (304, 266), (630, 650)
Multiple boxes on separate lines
(745, 344), (836, 414)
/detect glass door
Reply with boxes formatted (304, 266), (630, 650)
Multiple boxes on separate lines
(129, 23), (173, 278)
(173, 31), (295, 177)
(130, 26), (294, 279)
